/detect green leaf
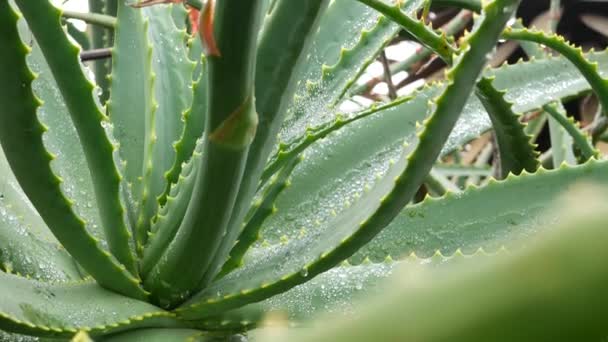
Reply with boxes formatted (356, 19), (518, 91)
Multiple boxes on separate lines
(14, 0), (139, 276)
(0, 272), (180, 338)
(503, 28), (608, 119)
(176, 0), (517, 319)
(205, 250), (497, 331)
(0, 1), (145, 299)
(475, 77), (539, 177)
(157, 56), (207, 208)
(0, 149), (81, 282)
(259, 50), (608, 249)
(218, 156), (301, 279)
(144, 0), (266, 307)
(108, 0), (154, 223)
(280, 0), (424, 147)
(352, 159), (608, 263)
(543, 104), (599, 161)
(209, 0), (332, 290)
(136, 5), (195, 244)
(357, 0), (454, 62)
(274, 189), (608, 341)
(25, 21), (106, 250)
(548, 103), (577, 166)
(141, 140), (202, 276)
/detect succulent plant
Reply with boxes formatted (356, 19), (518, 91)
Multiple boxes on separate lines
(2, 0), (608, 340)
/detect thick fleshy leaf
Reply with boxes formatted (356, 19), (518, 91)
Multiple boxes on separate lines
(503, 28), (608, 118)
(108, 1), (155, 214)
(177, 0), (516, 319)
(211, 0), (332, 291)
(274, 189), (608, 341)
(25, 28), (106, 247)
(203, 250), (497, 331)
(0, 148), (81, 282)
(475, 77), (539, 177)
(280, 0), (424, 146)
(259, 50), (608, 247)
(352, 159), (608, 263)
(1, 1), (145, 299)
(144, 0), (266, 307)
(15, 0), (139, 276)
(0, 272), (180, 338)
(136, 4), (195, 239)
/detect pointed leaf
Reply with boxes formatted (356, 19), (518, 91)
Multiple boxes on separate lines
(0, 149), (81, 282)
(136, 5), (196, 243)
(14, 0), (139, 276)
(177, 0), (517, 319)
(475, 77), (539, 177)
(0, 2), (145, 299)
(0, 272), (180, 338)
(352, 159), (608, 263)
(276, 189), (608, 341)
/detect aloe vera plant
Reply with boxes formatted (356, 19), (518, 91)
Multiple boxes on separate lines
(2, 0), (608, 340)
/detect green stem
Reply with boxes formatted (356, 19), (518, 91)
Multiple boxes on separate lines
(62, 10), (116, 29)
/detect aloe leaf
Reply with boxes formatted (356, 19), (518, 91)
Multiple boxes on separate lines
(64, 21), (91, 51)
(0, 2), (145, 299)
(24, 27), (106, 245)
(512, 21), (577, 167)
(136, 5), (196, 245)
(218, 156), (301, 279)
(258, 50), (608, 250)
(104, 329), (207, 342)
(352, 159), (608, 263)
(158, 56), (207, 208)
(357, 0), (454, 62)
(547, 104), (577, 166)
(14, 0), (139, 276)
(177, 0), (517, 319)
(108, 0), (154, 222)
(206, 250), (498, 331)
(189, 36), (205, 81)
(475, 77), (539, 177)
(279, 0), (424, 148)
(144, 0), (266, 307)
(205, 0), (332, 287)
(543, 104), (599, 161)
(141, 141), (203, 276)
(275, 190), (608, 341)
(0, 272), (180, 338)
(0, 149), (81, 282)
(503, 28), (608, 119)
